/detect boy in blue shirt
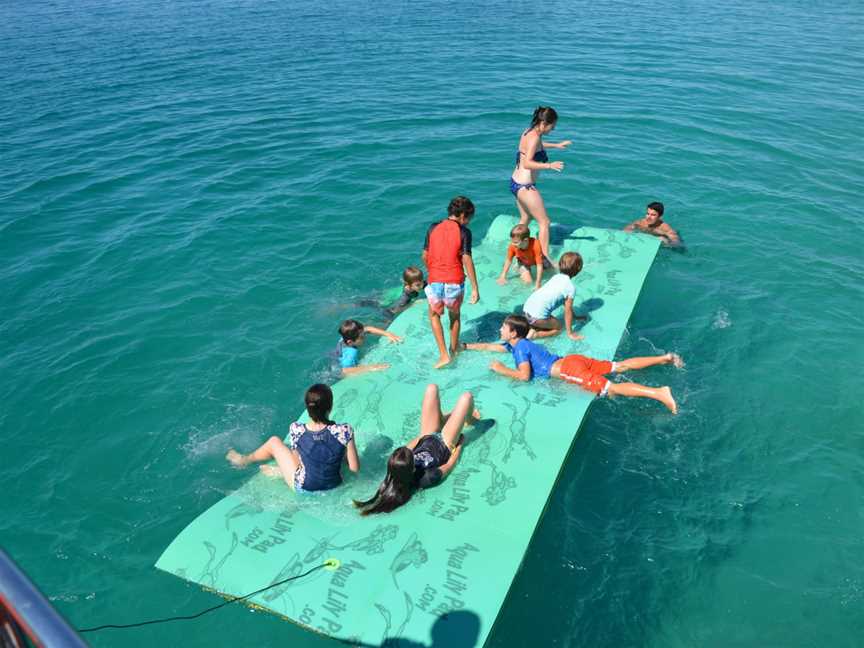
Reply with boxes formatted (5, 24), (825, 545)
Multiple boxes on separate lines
(464, 314), (683, 413)
(336, 319), (402, 376)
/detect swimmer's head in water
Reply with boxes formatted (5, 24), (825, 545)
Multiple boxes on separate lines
(530, 106), (558, 132)
(448, 196), (475, 222)
(558, 252), (583, 278)
(502, 314), (530, 341)
(510, 224), (531, 248)
(339, 319), (365, 346)
(402, 266), (425, 292)
(305, 384), (334, 423)
(646, 201), (665, 225)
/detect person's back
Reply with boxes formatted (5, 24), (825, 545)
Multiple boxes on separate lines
(289, 422), (353, 491)
(426, 218), (469, 284)
(523, 272), (574, 319)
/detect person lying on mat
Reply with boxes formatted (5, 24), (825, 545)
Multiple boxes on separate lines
(464, 314), (684, 414)
(354, 384), (480, 514)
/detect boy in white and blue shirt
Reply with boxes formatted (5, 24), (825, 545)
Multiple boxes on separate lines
(522, 251), (584, 341)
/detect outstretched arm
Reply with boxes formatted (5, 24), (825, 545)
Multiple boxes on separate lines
(342, 363), (390, 376)
(364, 325), (402, 343)
(490, 360), (531, 382)
(624, 219), (640, 232)
(464, 342), (507, 352)
(520, 134), (564, 171)
(544, 140), (572, 149)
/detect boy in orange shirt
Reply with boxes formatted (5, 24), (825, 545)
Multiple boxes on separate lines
(496, 224), (551, 290)
(422, 196), (481, 369)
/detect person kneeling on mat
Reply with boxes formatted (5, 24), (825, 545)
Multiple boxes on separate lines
(464, 314), (684, 414)
(354, 384), (480, 515)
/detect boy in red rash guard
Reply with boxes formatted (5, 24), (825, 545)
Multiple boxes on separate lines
(421, 196), (481, 369)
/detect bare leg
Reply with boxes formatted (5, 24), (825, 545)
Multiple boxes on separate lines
(518, 267), (532, 284)
(420, 384), (444, 436)
(515, 197), (531, 226)
(517, 189), (552, 261)
(447, 308), (461, 358)
(607, 383), (677, 414)
(614, 352), (684, 372)
(226, 436), (300, 487)
(529, 327), (561, 340)
(527, 316), (561, 340)
(429, 309), (451, 368)
(441, 391), (476, 448)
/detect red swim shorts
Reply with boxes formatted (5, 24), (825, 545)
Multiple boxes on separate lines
(558, 354), (614, 395)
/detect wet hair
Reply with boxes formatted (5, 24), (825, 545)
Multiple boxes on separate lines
(402, 266), (424, 285)
(447, 196), (475, 219)
(503, 314), (530, 339)
(529, 106), (558, 129)
(558, 252), (583, 277)
(647, 201), (664, 216)
(509, 224), (530, 240)
(339, 319), (364, 343)
(354, 447), (416, 515)
(305, 383), (333, 424)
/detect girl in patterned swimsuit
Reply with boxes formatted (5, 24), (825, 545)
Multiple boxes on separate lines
(510, 105), (572, 263)
(226, 384), (359, 491)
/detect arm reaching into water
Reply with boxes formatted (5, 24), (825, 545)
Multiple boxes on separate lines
(364, 325), (402, 343)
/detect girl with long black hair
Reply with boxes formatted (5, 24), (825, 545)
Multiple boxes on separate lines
(354, 384), (479, 515)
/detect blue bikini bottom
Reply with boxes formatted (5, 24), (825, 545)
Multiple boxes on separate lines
(509, 177), (536, 197)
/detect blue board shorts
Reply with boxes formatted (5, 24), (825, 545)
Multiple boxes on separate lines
(425, 282), (464, 315)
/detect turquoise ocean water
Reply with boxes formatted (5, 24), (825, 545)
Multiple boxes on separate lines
(2, 1), (862, 646)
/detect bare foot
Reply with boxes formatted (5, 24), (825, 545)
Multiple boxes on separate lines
(226, 449), (248, 467)
(666, 353), (685, 369)
(434, 354), (452, 369)
(658, 386), (678, 414)
(259, 464), (282, 478)
(466, 408), (482, 425)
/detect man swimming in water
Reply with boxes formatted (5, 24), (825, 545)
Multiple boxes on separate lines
(624, 201), (680, 247)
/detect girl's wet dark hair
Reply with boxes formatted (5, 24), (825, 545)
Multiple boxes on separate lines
(354, 447), (415, 515)
(529, 106), (558, 129)
(305, 383), (334, 424)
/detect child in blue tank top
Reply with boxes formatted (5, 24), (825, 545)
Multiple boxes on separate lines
(226, 384), (359, 491)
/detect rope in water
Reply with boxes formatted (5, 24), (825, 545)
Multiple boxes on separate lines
(76, 559), (337, 633)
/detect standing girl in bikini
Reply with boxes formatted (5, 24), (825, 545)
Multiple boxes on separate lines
(510, 106), (571, 263)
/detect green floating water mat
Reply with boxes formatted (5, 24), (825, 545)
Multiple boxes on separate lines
(156, 215), (660, 646)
